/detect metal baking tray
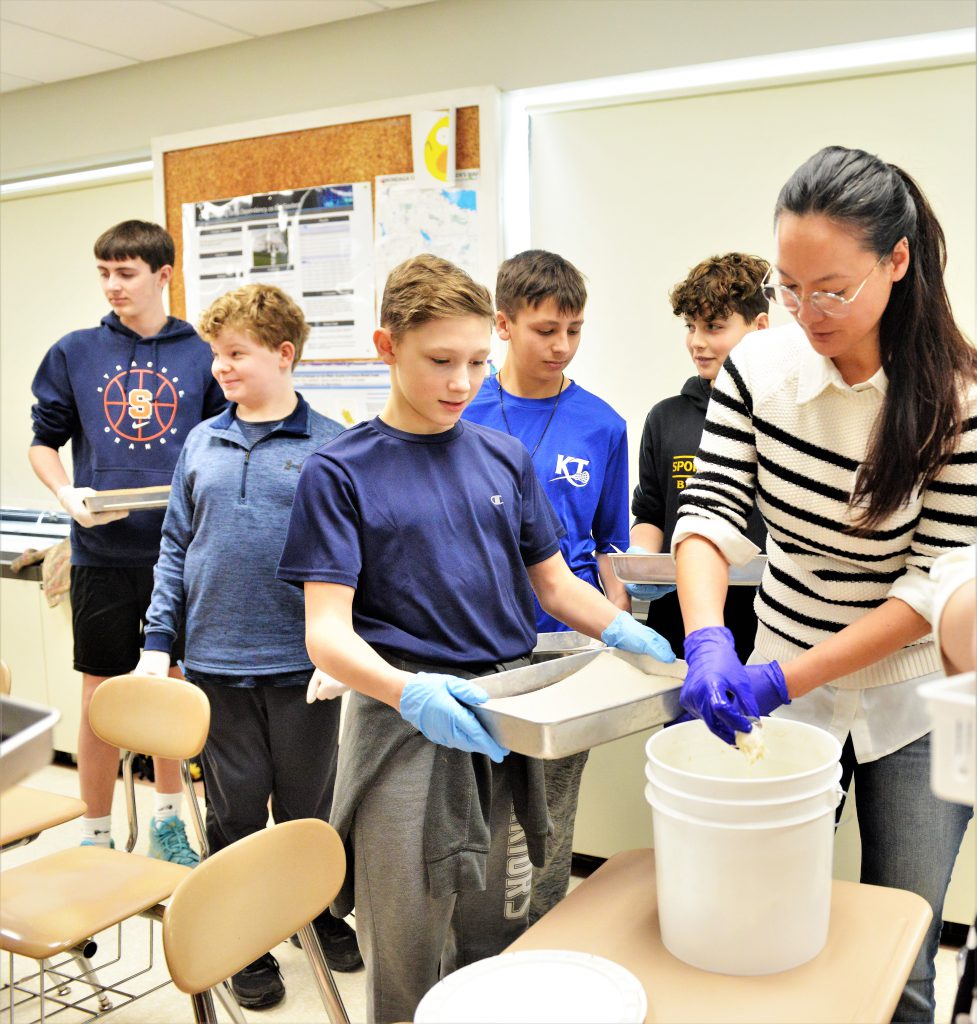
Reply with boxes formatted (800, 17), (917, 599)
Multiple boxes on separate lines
(609, 552), (767, 586)
(0, 695), (60, 793)
(472, 649), (685, 759)
(83, 485), (171, 512)
(531, 630), (605, 663)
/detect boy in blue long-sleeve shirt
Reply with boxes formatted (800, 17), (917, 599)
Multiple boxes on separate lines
(136, 284), (361, 1009)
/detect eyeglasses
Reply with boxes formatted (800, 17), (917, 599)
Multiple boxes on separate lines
(761, 254), (887, 319)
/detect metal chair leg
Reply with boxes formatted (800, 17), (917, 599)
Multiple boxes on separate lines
(181, 758), (209, 859)
(190, 989), (220, 1024)
(214, 979), (246, 1024)
(69, 945), (113, 1011)
(297, 923), (350, 1024)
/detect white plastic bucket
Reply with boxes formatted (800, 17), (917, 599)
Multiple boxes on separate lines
(644, 718), (842, 975)
(645, 717), (841, 799)
(644, 772), (842, 825)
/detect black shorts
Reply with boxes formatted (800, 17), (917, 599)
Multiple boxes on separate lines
(70, 565), (185, 677)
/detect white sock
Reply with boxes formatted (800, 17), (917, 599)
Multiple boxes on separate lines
(81, 815), (112, 845)
(154, 791), (183, 822)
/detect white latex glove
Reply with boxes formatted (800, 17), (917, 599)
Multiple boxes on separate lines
(306, 668), (350, 703)
(135, 650), (171, 677)
(57, 485), (129, 529)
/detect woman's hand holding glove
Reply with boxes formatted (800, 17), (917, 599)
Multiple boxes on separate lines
(622, 545), (678, 602)
(679, 626), (760, 744)
(399, 673), (509, 763)
(601, 610), (676, 663)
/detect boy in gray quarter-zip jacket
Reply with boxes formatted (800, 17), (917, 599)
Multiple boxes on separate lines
(137, 284), (362, 1007)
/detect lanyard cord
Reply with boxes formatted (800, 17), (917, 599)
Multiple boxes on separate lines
(496, 372), (565, 458)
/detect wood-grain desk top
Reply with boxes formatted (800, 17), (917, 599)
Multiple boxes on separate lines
(506, 849), (931, 1023)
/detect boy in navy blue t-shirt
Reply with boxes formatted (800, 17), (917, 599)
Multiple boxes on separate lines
(277, 254), (674, 1023)
(463, 250), (631, 923)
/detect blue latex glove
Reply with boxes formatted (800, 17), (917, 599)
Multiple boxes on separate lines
(601, 610), (676, 663)
(623, 545), (678, 602)
(400, 673), (509, 763)
(679, 626), (759, 745)
(744, 662), (791, 716)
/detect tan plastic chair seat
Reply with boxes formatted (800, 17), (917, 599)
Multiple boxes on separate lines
(0, 785), (87, 846)
(0, 846), (190, 959)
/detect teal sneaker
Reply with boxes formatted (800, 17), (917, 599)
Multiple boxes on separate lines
(80, 837), (115, 848)
(148, 816), (199, 867)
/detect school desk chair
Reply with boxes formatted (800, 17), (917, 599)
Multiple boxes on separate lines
(163, 817), (351, 1024)
(0, 660), (87, 851)
(0, 674), (210, 1023)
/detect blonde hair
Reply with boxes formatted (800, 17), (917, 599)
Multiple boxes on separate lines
(198, 284), (310, 363)
(380, 254), (493, 337)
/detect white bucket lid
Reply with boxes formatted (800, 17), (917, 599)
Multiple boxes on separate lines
(414, 950), (647, 1023)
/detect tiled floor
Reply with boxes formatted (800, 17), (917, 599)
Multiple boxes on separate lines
(1, 763), (966, 1023)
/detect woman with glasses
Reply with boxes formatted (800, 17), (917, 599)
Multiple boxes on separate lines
(671, 145), (976, 1023)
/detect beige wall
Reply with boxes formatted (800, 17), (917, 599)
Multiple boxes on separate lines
(0, 176), (155, 508)
(1, 0), (975, 178)
(529, 63), (977, 483)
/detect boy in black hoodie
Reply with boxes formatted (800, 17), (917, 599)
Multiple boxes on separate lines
(29, 220), (225, 860)
(630, 253), (769, 660)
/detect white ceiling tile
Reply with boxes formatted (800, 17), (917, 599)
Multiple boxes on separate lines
(165, 0), (381, 35)
(0, 0), (250, 62)
(0, 21), (136, 82)
(0, 70), (43, 91)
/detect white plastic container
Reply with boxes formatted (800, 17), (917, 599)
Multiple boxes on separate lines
(918, 671), (977, 807)
(645, 717), (841, 799)
(645, 718), (842, 976)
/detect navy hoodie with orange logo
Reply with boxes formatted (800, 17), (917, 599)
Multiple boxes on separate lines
(30, 312), (226, 568)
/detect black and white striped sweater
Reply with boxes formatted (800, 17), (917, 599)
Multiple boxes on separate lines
(672, 323), (977, 691)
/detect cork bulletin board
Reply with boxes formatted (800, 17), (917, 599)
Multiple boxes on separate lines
(161, 105), (482, 320)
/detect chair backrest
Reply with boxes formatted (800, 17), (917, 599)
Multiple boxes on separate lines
(89, 674), (210, 761)
(0, 660), (11, 695)
(162, 818), (347, 994)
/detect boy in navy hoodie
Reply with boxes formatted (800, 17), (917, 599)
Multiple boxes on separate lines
(630, 252), (769, 659)
(29, 220), (225, 862)
(136, 284), (360, 1008)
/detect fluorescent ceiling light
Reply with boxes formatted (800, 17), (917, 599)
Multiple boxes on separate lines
(0, 160), (153, 197)
(508, 28), (975, 114)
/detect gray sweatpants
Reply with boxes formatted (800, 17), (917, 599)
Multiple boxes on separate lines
(353, 734), (532, 1023)
(528, 749), (590, 924)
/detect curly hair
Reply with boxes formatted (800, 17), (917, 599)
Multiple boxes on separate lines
(198, 284), (309, 362)
(381, 253), (494, 336)
(669, 252), (769, 323)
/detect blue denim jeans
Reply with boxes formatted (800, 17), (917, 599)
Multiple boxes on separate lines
(840, 733), (973, 1023)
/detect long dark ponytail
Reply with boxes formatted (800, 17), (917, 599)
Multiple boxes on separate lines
(775, 146), (977, 530)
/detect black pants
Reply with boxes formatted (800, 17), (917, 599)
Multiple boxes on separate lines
(193, 681), (341, 855)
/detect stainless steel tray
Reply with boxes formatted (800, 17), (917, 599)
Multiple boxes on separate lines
(531, 630), (605, 663)
(609, 552), (767, 586)
(473, 649), (685, 759)
(0, 695), (60, 792)
(83, 485), (171, 512)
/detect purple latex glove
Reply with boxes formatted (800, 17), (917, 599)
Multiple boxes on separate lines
(744, 662), (790, 716)
(679, 626), (759, 744)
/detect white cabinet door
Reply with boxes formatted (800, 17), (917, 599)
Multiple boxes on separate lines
(0, 575), (48, 707)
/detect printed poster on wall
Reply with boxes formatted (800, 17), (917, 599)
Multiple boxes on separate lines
(182, 182), (376, 360)
(374, 169), (480, 299)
